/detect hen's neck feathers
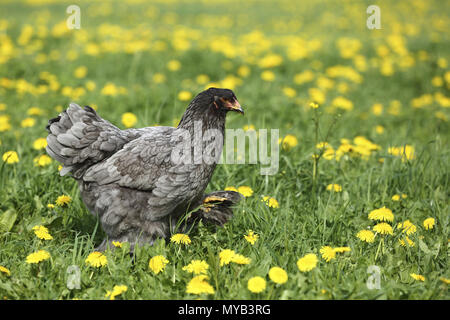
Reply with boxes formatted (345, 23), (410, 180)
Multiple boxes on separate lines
(177, 102), (226, 135)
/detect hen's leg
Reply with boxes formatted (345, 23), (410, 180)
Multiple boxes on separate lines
(185, 191), (242, 228)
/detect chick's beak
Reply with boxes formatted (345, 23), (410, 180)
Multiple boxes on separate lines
(224, 98), (244, 115)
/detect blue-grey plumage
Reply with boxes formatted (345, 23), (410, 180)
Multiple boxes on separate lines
(45, 88), (244, 251)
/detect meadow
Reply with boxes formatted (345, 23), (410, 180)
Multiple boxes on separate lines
(0, 0), (448, 300)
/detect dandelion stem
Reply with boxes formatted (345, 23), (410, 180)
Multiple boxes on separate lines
(374, 236), (384, 261)
(312, 110), (319, 197)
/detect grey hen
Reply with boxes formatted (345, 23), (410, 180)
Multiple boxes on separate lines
(46, 88), (244, 251)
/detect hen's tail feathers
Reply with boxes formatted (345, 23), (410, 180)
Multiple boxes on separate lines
(188, 190), (242, 226)
(46, 103), (139, 179)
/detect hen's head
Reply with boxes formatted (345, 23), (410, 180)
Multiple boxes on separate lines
(189, 87), (244, 114)
(178, 87), (244, 129)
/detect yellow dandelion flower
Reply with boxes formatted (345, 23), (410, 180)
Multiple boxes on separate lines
(219, 249), (236, 266)
(397, 220), (417, 235)
(261, 70), (275, 82)
(247, 276), (266, 293)
(410, 273), (425, 282)
(196, 74), (210, 84)
(309, 102), (319, 109)
(371, 103), (383, 116)
(440, 278), (450, 285)
(296, 253), (318, 272)
(105, 285), (127, 300)
(55, 195), (72, 206)
(32, 225), (53, 240)
(182, 260), (209, 275)
(243, 124), (255, 132)
(294, 70), (314, 85)
(388, 145), (416, 162)
(308, 88), (325, 104)
(332, 96), (353, 111)
(0, 266), (11, 276)
(231, 253), (251, 265)
(399, 236), (415, 247)
(423, 218), (435, 230)
(282, 87), (296, 98)
(431, 76), (443, 87)
(33, 138), (47, 150)
(392, 194), (401, 201)
(33, 154), (52, 167)
(356, 230), (375, 243)
(237, 65), (250, 78)
(149, 255), (169, 274)
(153, 73), (166, 83)
(258, 53), (283, 68)
(268, 267), (288, 284)
(121, 112), (137, 128)
(0, 119), (11, 132)
(435, 111), (448, 121)
(219, 249), (250, 266)
(85, 252), (107, 268)
(244, 230), (258, 245)
(26, 250), (51, 264)
(112, 241), (122, 248)
(224, 186), (238, 192)
(368, 207), (394, 222)
(21, 117), (36, 128)
(47, 204), (55, 209)
(186, 275), (215, 295)
(320, 246), (336, 262)
(262, 196), (279, 208)
(375, 125), (385, 134)
(27, 107), (43, 116)
(333, 247), (351, 253)
(316, 141), (330, 149)
(167, 60), (181, 71)
(373, 222), (393, 235)
(170, 233), (191, 245)
(74, 66), (87, 79)
(326, 184), (342, 192)
(2, 151), (19, 164)
(101, 83), (119, 96)
(280, 135), (298, 151)
(178, 91), (192, 101)
(238, 186), (253, 197)
(85, 80), (96, 91)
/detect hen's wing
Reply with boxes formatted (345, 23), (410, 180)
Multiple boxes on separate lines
(82, 128), (203, 218)
(46, 103), (144, 178)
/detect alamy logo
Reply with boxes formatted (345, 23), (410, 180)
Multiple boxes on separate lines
(366, 5), (381, 30)
(66, 265), (81, 290)
(170, 121), (279, 175)
(366, 265), (381, 290)
(66, 5), (81, 30)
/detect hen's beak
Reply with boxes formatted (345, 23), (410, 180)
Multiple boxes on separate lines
(223, 98), (244, 115)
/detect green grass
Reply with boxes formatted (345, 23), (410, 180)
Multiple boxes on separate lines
(0, 0), (448, 299)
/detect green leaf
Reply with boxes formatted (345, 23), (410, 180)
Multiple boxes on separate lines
(0, 209), (17, 232)
(418, 239), (431, 255)
(33, 195), (43, 211)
